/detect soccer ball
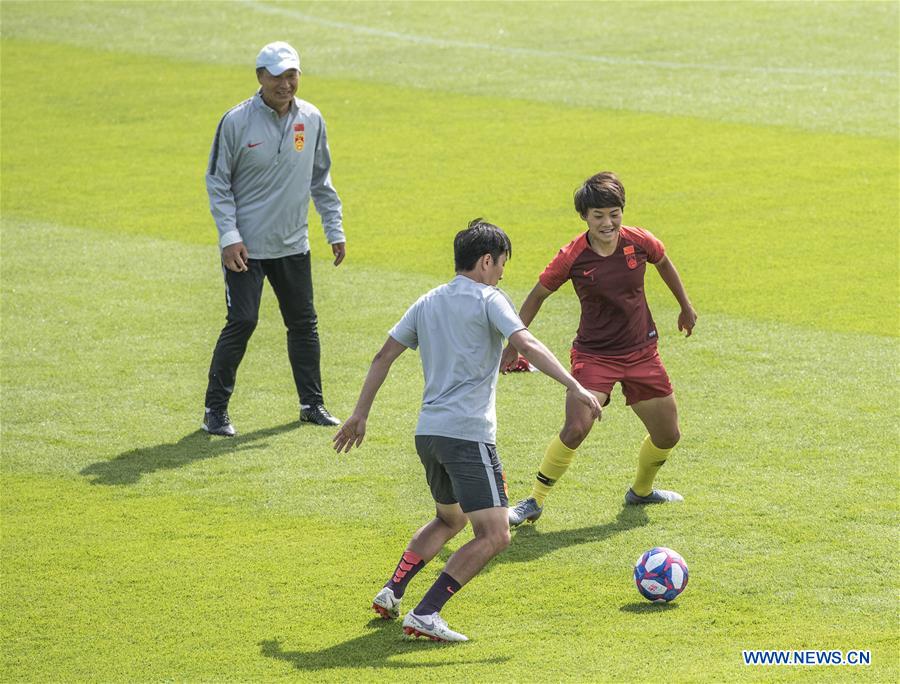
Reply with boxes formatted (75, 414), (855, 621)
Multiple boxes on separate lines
(634, 547), (689, 602)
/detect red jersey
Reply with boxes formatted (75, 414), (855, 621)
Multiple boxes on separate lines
(539, 226), (665, 356)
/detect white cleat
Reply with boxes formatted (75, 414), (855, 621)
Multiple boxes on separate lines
(372, 587), (401, 620)
(508, 497), (543, 526)
(402, 611), (468, 642)
(624, 488), (684, 505)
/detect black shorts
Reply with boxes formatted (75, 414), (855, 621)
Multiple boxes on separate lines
(414, 435), (509, 513)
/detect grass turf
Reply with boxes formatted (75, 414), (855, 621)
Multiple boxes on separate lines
(2, 218), (896, 681)
(2, 1), (898, 681)
(1, 36), (896, 336)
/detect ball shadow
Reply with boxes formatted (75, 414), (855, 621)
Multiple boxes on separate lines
(619, 601), (680, 613)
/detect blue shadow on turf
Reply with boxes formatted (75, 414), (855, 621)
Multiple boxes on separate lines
(477, 505), (650, 569)
(260, 628), (510, 670)
(619, 601), (680, 613)
(79, 422), (298, 486)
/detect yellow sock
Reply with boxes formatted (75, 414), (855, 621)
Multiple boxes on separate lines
(530, 435), (577, 506)
(632, 435), (673, 497)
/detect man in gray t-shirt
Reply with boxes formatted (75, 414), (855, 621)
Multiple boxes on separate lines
(388, 271), (523, 444)
(333, 219), (601, 642)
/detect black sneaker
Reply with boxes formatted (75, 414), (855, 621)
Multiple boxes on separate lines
(299, 404), (340, 426)
(203, 407), (236, 436)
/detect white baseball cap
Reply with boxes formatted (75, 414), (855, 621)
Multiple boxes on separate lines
(256, 41), (301, 76)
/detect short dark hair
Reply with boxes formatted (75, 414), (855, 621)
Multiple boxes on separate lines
(574, 171), (625, 215)
(454, 218), (512, 272)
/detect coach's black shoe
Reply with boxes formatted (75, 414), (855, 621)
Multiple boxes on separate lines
(203, 407), (236, 437)
(624, 488), (684, 505)
(300, 404), (340, 426)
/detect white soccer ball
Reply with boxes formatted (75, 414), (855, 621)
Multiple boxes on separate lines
(634, 546), (689, 602)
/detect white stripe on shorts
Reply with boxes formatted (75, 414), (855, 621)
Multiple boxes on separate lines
(478, 442), (501, 507)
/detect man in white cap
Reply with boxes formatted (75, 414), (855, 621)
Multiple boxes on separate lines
(202, 41), (346, 435)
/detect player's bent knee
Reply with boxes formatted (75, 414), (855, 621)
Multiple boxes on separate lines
(435, 506), (467, 532)
(439, 513), (467, 533)
(501, 529), (511, 549)
(560, 421), (591, 449)
(653, 429), (680, 450)
(491, 529), (511, 554)
(472, 522), (510, 554)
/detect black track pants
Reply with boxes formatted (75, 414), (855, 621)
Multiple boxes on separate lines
(204, 253), (322, 410)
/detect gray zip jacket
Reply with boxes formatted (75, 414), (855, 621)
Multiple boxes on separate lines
(206, 92), (344, 259)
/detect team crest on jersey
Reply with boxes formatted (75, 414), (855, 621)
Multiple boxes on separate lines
(623, 244), (638, 269)
(293, 123), (305, 151)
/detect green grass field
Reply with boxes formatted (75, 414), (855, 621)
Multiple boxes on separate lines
(2, 1), (897, 681)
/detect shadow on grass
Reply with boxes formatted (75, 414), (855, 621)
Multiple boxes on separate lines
(260, 621), (509, 671)
(480, 505), (650, 568)
(619, 601), (680, 613)
(79, 422), (298, 486)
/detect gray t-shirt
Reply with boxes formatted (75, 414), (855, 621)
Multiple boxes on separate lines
(389, 275), (526, 443)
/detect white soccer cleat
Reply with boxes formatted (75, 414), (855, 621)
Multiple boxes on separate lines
(402, 611), (468, 642)
(624, 488), (684, 505)
(372, 586), (401, 620)
(508, 497), (543, 526)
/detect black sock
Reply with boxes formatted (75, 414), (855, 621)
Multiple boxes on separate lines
(413, 572), (462, 616)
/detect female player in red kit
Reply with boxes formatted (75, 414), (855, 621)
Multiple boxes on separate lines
(503, 171), (697, 525)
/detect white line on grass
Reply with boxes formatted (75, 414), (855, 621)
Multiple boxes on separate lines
(240, 0), (895, 80)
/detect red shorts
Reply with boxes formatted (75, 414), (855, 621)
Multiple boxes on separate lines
(570, 344), (673, 406)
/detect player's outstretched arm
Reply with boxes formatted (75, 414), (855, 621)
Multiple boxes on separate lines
(508, 329), (601, 419)
(654, 256), (697, 337)
(333, 336), (408, 453)
(501, 282), (554, 372)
